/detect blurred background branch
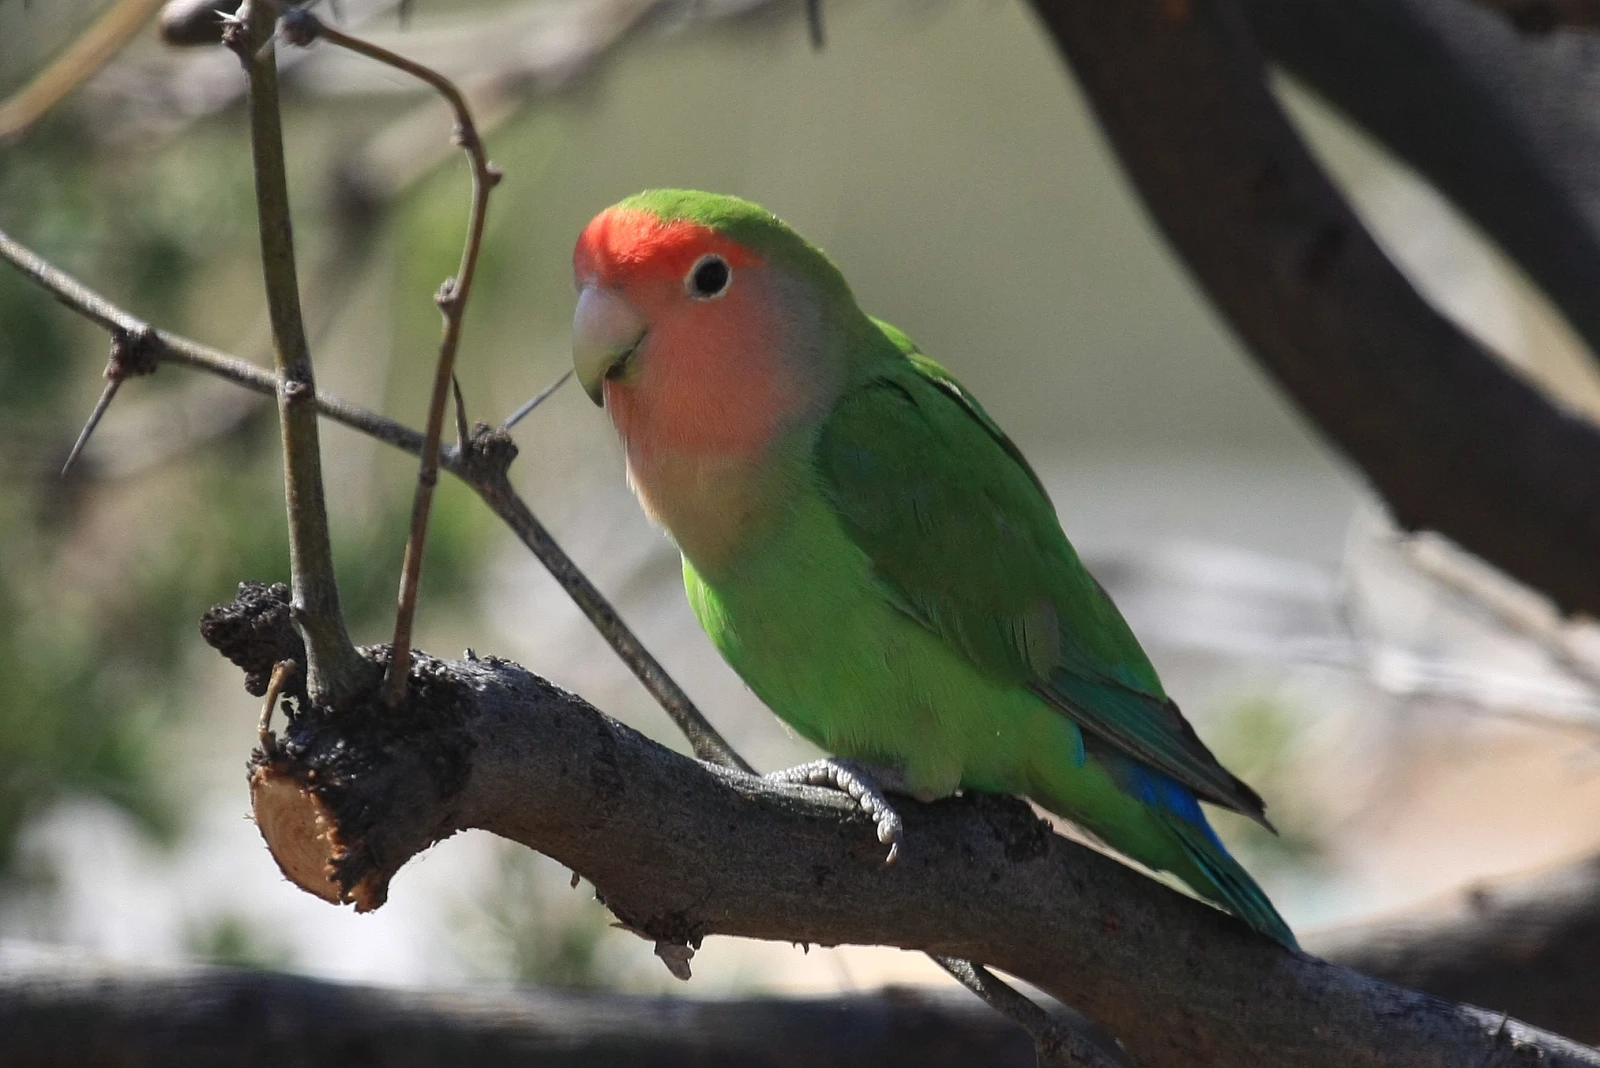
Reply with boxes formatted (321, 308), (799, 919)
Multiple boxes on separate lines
(1468, 0), (1600, 30)
(1241, 0), (1600, 377)
(1, 961), (1048, 1068)
(1029, 0), (1600, 621)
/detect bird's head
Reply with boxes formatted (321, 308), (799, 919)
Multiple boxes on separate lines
(571, 190), (862, 459)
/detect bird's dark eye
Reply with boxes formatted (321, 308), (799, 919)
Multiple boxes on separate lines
(687, 255), (731, 299)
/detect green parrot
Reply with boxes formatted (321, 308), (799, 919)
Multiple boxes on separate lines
(570, 190), (1295, 947)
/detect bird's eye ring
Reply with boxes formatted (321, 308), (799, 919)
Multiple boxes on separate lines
(686, 254), (731, 300)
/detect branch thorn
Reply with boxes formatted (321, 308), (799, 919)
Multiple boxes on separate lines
(451, 373), (470, 446)
(61, 327), (161, 477)
(61, 379), (120, 478)
(501, 368), (571, 431)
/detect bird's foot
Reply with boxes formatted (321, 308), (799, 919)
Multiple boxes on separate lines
(767, 758), (907, 864)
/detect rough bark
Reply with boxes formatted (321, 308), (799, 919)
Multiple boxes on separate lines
(180, 587), (1600, 1068)
(1026, 0), (1600, 619)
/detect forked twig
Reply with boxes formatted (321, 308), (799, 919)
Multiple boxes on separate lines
(0, 229), (745, 767)
(223, 1), (371, 705)
(275, 4), (503, 706)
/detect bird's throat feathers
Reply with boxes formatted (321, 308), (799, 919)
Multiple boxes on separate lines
(598, 254), (836, 571)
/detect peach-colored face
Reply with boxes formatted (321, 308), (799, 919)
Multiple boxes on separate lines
(573, 207), (800, 463)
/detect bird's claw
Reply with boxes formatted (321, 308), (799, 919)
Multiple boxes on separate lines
(767, 758), (905, 865)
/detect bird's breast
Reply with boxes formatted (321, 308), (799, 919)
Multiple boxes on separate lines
(624, 444), (797, 575)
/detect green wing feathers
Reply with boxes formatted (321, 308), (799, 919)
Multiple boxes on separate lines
(816, 328), (1270, 828)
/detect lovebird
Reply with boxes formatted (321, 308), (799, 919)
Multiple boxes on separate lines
(570, 190), (1295, 947)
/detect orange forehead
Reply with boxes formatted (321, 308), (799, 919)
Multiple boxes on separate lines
(574, 207), (760, 287)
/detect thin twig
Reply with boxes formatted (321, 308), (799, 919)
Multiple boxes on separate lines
(471, 470), (753, 772)
(0, 228), (150, 335)
(0, 0), (165, 141)
(932, 957), (1122, 1068)
(257, 659), (298, 756)
(502, 369), (572, 431)
(225, 1), (371, 705)
(277, 6), (503, 706)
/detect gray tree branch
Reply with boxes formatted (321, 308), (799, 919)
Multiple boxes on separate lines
(1026, 0), (1600, 620)
(188, 594), (1600, 1068)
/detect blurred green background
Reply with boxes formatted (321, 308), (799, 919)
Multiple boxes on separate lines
(4, 0), (1600, 993)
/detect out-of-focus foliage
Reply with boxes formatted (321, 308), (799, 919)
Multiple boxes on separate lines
(1207, 695), (1331, 878)
(183, 911), (295, 970)
(0, 82), (494, 903)
(454, 843), (615, 989)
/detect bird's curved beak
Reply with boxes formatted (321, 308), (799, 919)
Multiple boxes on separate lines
(572, 285), (647, 407)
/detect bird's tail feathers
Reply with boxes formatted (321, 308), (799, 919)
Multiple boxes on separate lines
(1163, 814), (1297, 949)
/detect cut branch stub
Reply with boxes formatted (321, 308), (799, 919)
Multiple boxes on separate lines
(242, 652), (477, 911)
(250, 768), (345, 905)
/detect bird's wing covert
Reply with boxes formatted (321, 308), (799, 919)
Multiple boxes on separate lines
(815, 338), (1267, 823)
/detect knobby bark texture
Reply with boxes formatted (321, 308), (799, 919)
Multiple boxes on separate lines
(1026, 0), (1600, 619)
(0, 966), (1046, 1068)
(189, 587), (1600, 1068)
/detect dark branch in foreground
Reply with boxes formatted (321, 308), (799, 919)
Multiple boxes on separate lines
(1, 966), (1043, 1068)
(1027, 0), (1600, 619)
(191, 588), (1600, 1068)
